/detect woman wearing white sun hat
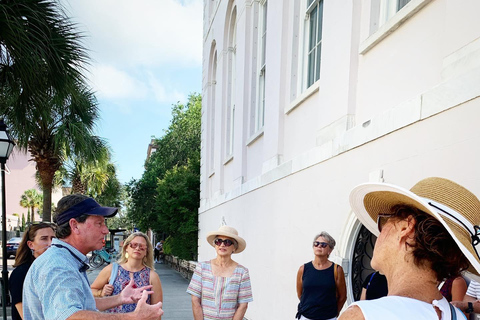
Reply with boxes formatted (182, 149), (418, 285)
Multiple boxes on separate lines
(339, 177), (480, 320)
(187, 225), (253, 320)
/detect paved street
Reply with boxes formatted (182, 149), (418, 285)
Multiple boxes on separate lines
(1, 258), (193, 319)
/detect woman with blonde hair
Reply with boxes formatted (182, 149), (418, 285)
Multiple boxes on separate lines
(90, 232), (163, 315)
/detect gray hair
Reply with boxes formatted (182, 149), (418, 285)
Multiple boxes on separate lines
(313, 231), (336, 249)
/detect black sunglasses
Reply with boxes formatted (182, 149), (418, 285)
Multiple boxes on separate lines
(214, 238), (234, 247)
(377, 213), (394, 232)
(313, 241), (329, 248)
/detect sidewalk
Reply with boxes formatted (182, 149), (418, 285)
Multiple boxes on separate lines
(86, 261), (193, 319)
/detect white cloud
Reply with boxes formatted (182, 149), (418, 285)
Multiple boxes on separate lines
(62, 0), (203, 68)
(91, 65), (148, 100)
(147, 72), (186, 104)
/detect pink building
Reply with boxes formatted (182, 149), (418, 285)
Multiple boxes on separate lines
(3, 149), (62, 230)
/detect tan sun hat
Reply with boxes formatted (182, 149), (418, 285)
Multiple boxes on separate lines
(206, 225), (246, 254)
(349, 177), (480, 281)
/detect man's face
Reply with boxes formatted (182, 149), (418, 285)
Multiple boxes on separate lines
(79, 215), (109, 252)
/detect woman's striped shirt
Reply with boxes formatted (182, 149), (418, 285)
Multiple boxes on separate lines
(187, 261), (253, 319)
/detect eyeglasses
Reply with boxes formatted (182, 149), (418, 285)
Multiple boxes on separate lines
(377, 214), (394, 232)
(214, 238), (234, 247)
(129, 242), (146, 251)
(313, 241), (329, 248)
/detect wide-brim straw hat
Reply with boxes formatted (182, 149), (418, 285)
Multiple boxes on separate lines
(206, 225), (246, 254)
(350, 177), (480, 281)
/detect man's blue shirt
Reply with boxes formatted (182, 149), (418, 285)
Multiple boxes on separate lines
(23, 238), (97, 320)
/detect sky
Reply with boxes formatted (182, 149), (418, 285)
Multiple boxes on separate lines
(60, 0), (203, 183)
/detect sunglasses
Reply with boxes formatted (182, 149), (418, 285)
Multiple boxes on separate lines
(129, 242), (147, 251)
(313, 241), (329, 248)
(377, 213), (394, 232)
(214, 238), (235, 247)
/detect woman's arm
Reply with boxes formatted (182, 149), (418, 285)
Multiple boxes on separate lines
(90, 264), (113, 297)
(15, 302), (23, 319)
(451, 277), (468, 301)
(296, 265), (304, 300)
(149, 270), (163, 319)
(191, 295), (203, 320)
(336, 265), (347, 315)
(232, 303), (248, 320)
(360, 288), (367, 301)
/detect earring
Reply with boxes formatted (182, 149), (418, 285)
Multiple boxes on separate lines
(125, 252), (129, 259)
(31, 249), (35, 256)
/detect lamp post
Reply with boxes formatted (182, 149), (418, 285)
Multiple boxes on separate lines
(0, 119), (15, 319)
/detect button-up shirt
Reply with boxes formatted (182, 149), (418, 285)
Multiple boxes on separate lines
(23, 238), (96, 320)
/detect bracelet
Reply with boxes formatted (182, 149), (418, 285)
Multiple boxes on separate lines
(466, 302), (474, 313)
(95, 290), (102, 298)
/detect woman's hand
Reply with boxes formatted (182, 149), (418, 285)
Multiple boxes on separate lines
(102, 284), (114, 296)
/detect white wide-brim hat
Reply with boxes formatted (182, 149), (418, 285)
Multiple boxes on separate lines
(206, 225), (246, 254)
(350, 177), (480, 281)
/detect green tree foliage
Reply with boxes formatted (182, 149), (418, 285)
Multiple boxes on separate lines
(21, 213), (25, 232)
(19, 189), (43, 222)
(0, 0), (106, 222)
(127, 93), (201, 260)
(0, 0), (88, 106)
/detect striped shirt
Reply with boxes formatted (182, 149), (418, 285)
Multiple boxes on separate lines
(466, 280), (480, 299)
(23, 239), (96, 320)
(187, 261), (253, 319)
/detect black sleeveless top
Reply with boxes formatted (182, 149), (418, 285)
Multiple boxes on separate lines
(297, 262), (337, 320)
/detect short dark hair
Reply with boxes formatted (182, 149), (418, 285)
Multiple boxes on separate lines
(390, 204), (469, 281)
(54, 194), (90, 239)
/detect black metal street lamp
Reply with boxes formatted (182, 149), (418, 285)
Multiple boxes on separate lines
(0, 119), (15, 319)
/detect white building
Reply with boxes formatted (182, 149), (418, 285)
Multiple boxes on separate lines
(199, 0), (480, 318)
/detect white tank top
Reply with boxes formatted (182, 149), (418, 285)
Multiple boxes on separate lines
(351, 296), (466, 320)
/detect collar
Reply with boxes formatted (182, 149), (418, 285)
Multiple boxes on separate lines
(51, 239), (90, 271)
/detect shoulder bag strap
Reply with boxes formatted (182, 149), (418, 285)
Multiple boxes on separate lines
(366, 271), (377, 289)
(449, 303), (457, 320)
(109, 262), (119, 285)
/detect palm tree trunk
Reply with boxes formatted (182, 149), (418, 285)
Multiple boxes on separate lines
(42, 184), (53, 222)
(30, 206), (35, 223)
(36, 160), (58, 222)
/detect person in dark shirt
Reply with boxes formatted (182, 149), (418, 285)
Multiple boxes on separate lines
(296, 231), (347, 320)
(360, 271), (388, 300)
(9, 222), (55, 320)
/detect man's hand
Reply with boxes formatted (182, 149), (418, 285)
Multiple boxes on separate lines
(132, 290), (164, 319)
(120, 277), (153, 304)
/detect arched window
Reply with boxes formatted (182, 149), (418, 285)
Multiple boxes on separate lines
(255, 0), (268, 133)
(208, 42), (217, 174)
(225, 7), (237, 158)
(350, 225), (378, 301)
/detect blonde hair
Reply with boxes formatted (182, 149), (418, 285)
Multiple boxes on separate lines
(118, 232), (154, 269)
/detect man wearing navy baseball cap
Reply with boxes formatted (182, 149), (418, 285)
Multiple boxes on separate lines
(23, 194), (163, 320)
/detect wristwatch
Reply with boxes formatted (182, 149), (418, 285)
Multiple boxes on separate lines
(466, 302), (474, 313)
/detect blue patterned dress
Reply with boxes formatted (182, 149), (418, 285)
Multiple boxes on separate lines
(105, 265), (151, 313)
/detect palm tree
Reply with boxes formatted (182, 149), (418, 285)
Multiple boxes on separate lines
(0, 0), (101, 222)
(19, 189), (42, 222)
(0, 0), (87, 106)
(66, 146), (113, 196)
(8, 85), (107, 222)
